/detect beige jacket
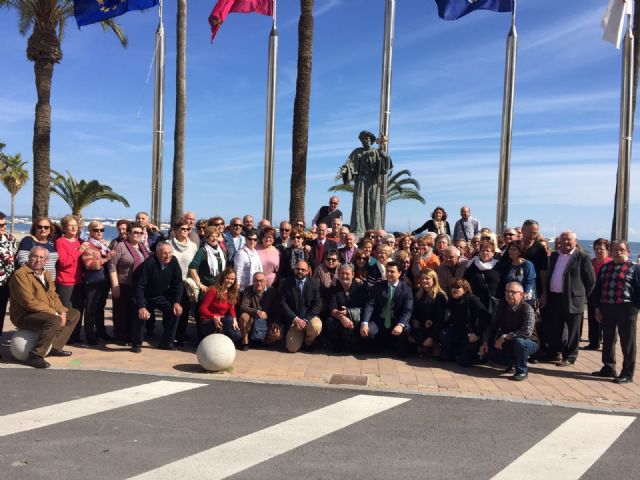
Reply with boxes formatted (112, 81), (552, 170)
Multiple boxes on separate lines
(9, 264), (67, 324)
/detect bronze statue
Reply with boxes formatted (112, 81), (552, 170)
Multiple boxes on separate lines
(339, 130), (393, 234)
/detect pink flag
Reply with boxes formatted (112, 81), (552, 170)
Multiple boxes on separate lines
(209, 0), (273, 41)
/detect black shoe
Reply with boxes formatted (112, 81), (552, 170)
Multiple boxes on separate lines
(86, 338), (98, 346)
(591, 367), (616, 378)
(27, 353), (50, 369)
(511, 372), (528, 381)
(614, 376), (632, 384)
(174, 339), (185, 347)
(131, 345), (142, 353)
(158, 344), (177, 351)
(582, 344), (599, 350)
(556, 359), (574, 367)
(48, 349), (72, 357)
(239, 344), (249, 351)
(300, 343), (314, 353)
(505, 366), (515, 374)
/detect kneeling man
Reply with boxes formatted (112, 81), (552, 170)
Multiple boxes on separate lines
(9, 246), (80, 368)
(480, 282), (539, 381)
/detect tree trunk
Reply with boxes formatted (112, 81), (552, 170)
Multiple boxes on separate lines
(10, 193), (15, 235)
(171, 0), (187, 224)
(289, 0), (314, 224)
(27, 24), (62, 220)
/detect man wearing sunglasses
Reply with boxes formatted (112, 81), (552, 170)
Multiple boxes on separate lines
(223, 217), (246, 265)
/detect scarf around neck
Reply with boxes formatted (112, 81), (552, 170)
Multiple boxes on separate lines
(205, 243), (225, 277)
(472, 255), (497, 272)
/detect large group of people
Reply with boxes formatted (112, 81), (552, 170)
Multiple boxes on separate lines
(0, 202), (638, 385)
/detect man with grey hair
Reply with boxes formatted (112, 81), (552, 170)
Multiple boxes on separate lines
(326, 263), (369, 352)
(9, 246), (81, 368)
(453, 206), (480, 244)
(437, 246), (468, 295)
(132, 241), (184, 353)
(546, 230), (595, 367)
(480, 282), (539, 381)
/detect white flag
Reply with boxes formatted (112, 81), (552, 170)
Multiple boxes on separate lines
(602, 0), (632, 49)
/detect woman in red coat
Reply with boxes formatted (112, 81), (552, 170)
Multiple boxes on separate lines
(198, 267), (242, 345)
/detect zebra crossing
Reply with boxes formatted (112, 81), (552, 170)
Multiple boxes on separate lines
(0, 369), (638, 480)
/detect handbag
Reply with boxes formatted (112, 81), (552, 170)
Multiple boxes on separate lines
(250, 318), (269, 343)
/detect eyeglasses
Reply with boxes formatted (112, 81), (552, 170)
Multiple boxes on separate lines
(179, 227), (190, 231)
(504, 233), (516, 237)
(281, 228), (291, 232)
(247, 238), (258, 242)
(232, 224), (242, 228)
(212, 223), (223, 227)
(198, 226), (206, 230)
(326, 258), (338, 262)
(36, 225), (51, 230)
(293, 236), (303, 239)
(92, 228), (105, 233)
(131, 231), (144, 235)
(329, 202), (338, 205)
(505, 290), (522, 295)
(0, 223), (6, 227)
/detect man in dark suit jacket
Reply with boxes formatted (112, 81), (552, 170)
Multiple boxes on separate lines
(280, 260), (323, 352)
(361, 260), (413, 357)
(132, 241), (184, 353)
(309, 223), (338, 270)
(326, 263), (369, 353)
(546, 231), (595, 366)
(238, 272), (280, 350)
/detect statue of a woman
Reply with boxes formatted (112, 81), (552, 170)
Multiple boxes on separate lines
(339, 130), (393, 234)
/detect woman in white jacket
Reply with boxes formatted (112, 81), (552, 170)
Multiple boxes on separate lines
(234, 232), (263, 292)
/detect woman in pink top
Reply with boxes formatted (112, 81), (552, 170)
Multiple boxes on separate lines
(256, 227), (280, 287)
(55, 215), (86, 343)
(586, 238), (613, 350)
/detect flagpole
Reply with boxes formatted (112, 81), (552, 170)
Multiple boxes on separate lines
(151, 0), (166, 227)
(495, 0), (518, 235)
(263, 0), (278, 222)
(379, 0), (395, 229)
(613, 9), (634, 240)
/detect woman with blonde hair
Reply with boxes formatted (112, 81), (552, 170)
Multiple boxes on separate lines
(410, 269), (447, 355)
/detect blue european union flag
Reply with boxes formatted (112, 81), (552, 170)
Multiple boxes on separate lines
(74, 0), (159, 27)
(435, 0), (513, 21)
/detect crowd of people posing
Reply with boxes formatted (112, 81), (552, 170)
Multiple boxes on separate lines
(0, 203), (638, 384)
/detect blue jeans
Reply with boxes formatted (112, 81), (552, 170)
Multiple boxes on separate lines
(200, 315), (242, 344)
(488, 337), (539, 374)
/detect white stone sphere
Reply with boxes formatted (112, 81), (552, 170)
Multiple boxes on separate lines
(197, 333), (236, 372)
(10, 330), (52, 361)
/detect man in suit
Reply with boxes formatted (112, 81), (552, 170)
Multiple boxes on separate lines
(223, 217), (246, 265)
(280, 260), (323, 353)
(275, 220), (292, 254)
(311, 195), (343, 227)
(309, 223), (338, 270)
(238, 271), (281, 350)
(361, 260), (413, 357)
(546, 230), (595, 366)
(326, 263), (369, 353)
(9, 246), (81, 368)
(132, 241), (184, 353)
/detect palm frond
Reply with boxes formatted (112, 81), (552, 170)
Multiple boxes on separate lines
(101, 19), (128, 47)
(50, 170), (129, 216)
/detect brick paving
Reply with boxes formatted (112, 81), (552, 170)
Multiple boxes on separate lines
(2, 305), (640, 413)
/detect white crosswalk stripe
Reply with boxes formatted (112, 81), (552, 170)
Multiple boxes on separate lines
(491, 412), (636, 480)
(126, 394), (410, 480)
(0, 380), (206, 437)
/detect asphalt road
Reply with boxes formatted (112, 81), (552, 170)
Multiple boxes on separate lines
(0, 368), (638, 480)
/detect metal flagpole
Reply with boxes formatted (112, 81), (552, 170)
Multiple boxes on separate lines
(379, 0), (395, 229)
(613, 9), (634, 240)
(151, 0), (166, 227)
(495, 0), (518, 235)
(263, 0), (278, 222)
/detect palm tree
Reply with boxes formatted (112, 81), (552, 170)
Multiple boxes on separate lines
(171, 0), (187, 224)
(1, 153), (29, 234)
(289, 0), (314, 223)
(329, 169), (426, 205)
(50, 170), (130, 227)
(0, 1), (127, 220)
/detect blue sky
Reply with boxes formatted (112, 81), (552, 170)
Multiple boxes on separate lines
(1, 0), (638, 240)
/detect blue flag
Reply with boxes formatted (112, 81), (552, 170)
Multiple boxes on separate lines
(435, 0), (512, 20)
(74, 0), (159, 27)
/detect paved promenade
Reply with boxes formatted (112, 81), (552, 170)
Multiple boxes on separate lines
(2, 304), (640, 413)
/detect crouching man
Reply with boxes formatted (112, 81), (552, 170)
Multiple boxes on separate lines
(479, 282), (539, 381)
(9, 246), (80, 368)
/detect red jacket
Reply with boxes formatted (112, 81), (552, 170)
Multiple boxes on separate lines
(55, 237), (85, 286)
(199, 288), (236, 321)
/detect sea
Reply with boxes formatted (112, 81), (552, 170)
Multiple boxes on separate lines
(6, 217), (640, 262)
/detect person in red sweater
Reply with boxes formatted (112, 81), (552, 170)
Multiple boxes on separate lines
(198, 266), (241, 345)
(55, 215), (86, 343)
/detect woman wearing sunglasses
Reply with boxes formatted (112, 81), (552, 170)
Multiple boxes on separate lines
(80, 220), (114, 344)
(15, 215), (59, 280)
(278, 227), (312, 282)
